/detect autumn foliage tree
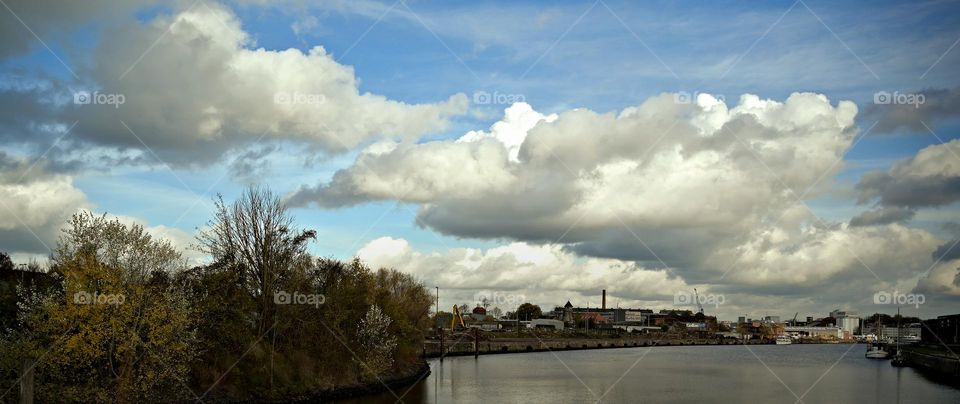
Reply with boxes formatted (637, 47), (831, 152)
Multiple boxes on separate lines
(1, 212), (197, 402)
(1, 188), (434, 402)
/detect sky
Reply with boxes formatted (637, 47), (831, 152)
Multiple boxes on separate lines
(1, 0), (959, 321)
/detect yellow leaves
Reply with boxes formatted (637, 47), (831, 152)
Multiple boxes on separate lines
(14, 251), (198, 401)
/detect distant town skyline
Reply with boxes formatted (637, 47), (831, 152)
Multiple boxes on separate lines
(2, 0), (960, 320)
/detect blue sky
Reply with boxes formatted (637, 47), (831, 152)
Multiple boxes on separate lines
(221, 0), (960, 256)
(2, 0), (960, 317)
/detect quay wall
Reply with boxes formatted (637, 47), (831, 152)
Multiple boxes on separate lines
(902, 349), (960, 378)
(424, 338), (768, 358)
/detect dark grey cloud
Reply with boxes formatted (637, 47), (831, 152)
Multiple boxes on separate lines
(932, 239), (960, 262)
(228, 145), (277, 184)
(943, 222), (960, 237)
(0, 0), (156, 60)
(857, 172), (960, 208)
(855, 139), (960, 211)
(865, 87), (960, 134)
(849, 207), (916, 227)
(0, 87), (58, 144)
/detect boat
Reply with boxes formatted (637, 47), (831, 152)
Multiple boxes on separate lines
(866, 344), (890, 359)
(891, 307), (908, 367)
(891, 351), (907, 366)
(775, 335), (792, 345)
(866, 313), (891, 359)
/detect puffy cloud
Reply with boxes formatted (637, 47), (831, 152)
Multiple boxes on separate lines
(295, 93), (960, 315)
(357, 236), (691, 309)
(0, 152), (90, 254)
(292, 93), (859, 265)
(287, 103), (554, 207)
(0, 152), (202, 262)
(855, 139), (960, 209)
(0, 151), (90, 254)
(914, 259), (960, 298)
(716, 222), (940, 288)
(356, 231), (951, 318)
(4, 2), (467, 167)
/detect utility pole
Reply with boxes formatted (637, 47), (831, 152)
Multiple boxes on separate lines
(516, 309), (520, 337)
(436, 286), (442, 363)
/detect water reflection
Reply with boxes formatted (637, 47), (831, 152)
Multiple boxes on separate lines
(340, 345), (959, 403)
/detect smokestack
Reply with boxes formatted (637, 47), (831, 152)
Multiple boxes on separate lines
(602, 289), (606, 310)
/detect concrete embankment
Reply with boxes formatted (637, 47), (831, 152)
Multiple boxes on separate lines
(424, 338), (767, 358)
(902, 348), (960, 379)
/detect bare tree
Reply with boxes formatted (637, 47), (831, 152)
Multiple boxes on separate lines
(197, 187), (315, 335)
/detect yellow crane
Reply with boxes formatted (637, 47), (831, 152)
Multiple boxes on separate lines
(451, 305), (466, 329)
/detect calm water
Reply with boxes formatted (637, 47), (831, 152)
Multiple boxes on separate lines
(345, 344), (960, 403)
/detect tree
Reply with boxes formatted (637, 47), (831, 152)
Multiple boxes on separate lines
(514, 303), (542, 320)
(357, 305), (397, 377)
(2, 190), (437, 402)
(0, 251), (13, 272)
(490, 307), (503, 319)
(53, 212), (183, 281)
(197, 187), (316, 336)
(4, 213), (197, 402)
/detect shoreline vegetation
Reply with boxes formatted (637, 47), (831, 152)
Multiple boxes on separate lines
(0, 187), (433, 403)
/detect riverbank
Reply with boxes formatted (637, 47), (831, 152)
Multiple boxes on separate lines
(423, 336), (849, 358)
(201, 361), (430, 403)
(296, 361), (430, 403)
(901, 345), (960, 382)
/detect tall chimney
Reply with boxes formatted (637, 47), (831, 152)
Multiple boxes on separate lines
(602, 289), (606, 310)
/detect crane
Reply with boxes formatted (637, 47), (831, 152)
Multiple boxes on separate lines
(451, 305), (466, 329)
(693, 288), (704, 315)
(791, 312), (799, 326)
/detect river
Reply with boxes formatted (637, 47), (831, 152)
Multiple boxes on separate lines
(342, 344), (960, 403)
